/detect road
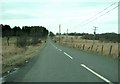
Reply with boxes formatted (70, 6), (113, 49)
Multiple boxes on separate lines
(3, 37), (118, 83)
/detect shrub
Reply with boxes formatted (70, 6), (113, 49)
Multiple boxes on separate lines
(16, 36), (28, 48)
(32, 37), (39, 45)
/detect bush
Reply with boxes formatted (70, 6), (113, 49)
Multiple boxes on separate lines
(32, 37), (39, 45)
(16, 36), (28, 48)
(99, 38), (106, 42)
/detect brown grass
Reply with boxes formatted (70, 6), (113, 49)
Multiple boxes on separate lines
(54, 35), (119, 59)
(2, 37), (46, 74)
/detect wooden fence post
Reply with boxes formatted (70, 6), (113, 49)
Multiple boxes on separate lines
(83, 44), (85, 50)
(96, 45), (98, 52)
(91, 45), (94, 50)
(88, 47), (90, 51)
(101, 45), (104, 53)
(80, 44), (81, 49)
(109, 45), (112, 55)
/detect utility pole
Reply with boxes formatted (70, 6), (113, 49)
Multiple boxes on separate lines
(93, 26), (98, 45)
(59, 24), (61, 43)
(66, 29), (68, 43)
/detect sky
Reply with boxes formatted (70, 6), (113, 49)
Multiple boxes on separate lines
(0, 0), (119, 34)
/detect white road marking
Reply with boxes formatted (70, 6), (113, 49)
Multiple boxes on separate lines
(50, 42), (62, 51)
(64, 52), (73, 59)
(58, 49), (62, 51)
(53, 45), (56, 48)
(0, 77), (4, 84)
(50, 42), (72, 59)
(81, 64), (113, 84)
(50, 42), (56, 48)
(50, 42), (59, 50)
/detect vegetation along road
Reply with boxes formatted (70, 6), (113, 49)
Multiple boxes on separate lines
(3, 37), (118, 84)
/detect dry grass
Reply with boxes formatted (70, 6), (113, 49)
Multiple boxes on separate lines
(54, 35), (119, 59)
(1, 37), (46, 74)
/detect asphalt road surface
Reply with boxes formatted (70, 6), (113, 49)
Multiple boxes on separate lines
(3, 37), (118, 83)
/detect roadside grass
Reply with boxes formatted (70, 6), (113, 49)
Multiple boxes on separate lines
(2, 37), (46, 74)
(54, 35), (119, 59)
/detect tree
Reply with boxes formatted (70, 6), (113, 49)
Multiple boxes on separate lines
(2, 24), (12, 37)
(2, 24), (13, 46)
(1, 24), (49, 46)
(49, 31), (55, 37)
(22, 26), (31, 36)
(13, 26), (21, 36)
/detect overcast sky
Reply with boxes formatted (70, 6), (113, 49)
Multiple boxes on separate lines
(0, 0), (119, 34)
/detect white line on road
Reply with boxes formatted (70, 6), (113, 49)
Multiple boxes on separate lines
(81, 64), (113, 84)
(50, 42), (56, 48)
(58, 49), (62, 51)
(0, 77), (4, 84)
(50, 42), (62, 52)
(64, 52), (73, 59)
(56, 47), (58, 49)
(53, 45), (56, 48)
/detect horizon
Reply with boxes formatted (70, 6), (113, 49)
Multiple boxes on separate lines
(1, 23), (119, 35)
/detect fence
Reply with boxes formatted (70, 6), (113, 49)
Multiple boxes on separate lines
(57, 41), (118, 59)
(64, 42), (118, 58)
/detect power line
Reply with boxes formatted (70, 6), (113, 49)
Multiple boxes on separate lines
(82, 4), (119, 27)
(98, 4), (119, 18)
(80, 1), (119, 27)
(82, 2), (117, 24)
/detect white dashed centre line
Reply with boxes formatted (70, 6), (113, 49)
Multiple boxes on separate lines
(58, 49), (62, 51)
(50, 43), (56, 48)
(64, 52), (73, 59)
(81, 64), (113, 84)
(50, 42), (73, 59)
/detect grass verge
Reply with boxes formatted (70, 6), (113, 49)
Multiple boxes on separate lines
(2, 37), (46, 75)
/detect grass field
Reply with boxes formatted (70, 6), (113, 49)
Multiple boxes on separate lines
(54, 35), (119, 59)
(1, 37), (46, 74)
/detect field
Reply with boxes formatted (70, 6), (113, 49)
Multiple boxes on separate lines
(54, 35), (119, 59)
(1, 37), (46, 74)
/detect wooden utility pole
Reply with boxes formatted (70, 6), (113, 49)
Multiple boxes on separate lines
(59, 24), (61, 43)
(66, 29), (68, 43)
(93, 26), (98, 45)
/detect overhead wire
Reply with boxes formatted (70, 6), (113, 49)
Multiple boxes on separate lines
(82, 2), (117, 23)
(80, 1), (119, 27)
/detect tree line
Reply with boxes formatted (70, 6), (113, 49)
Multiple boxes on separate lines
(1, 24), (49, 47)
(62, 32), (119, 43)
(1, 24), (48, 37)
